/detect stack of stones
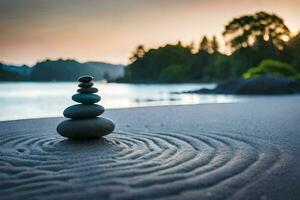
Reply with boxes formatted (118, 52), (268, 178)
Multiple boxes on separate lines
(57, 75), (115, 139)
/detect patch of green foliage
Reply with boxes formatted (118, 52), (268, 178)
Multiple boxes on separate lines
(243, 60), (300, 79)
(159, 65), (189, 82)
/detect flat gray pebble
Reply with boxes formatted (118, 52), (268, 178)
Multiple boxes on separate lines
(63, 104), (104, 119)
(78, 82), (94, 88)
(72, 93), (100, 104)
(77, 87), (98, 94)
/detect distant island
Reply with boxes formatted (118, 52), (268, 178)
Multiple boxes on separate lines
(0, 59), (124, 81)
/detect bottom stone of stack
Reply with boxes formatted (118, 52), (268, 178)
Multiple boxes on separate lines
(57, 117), (115, 139)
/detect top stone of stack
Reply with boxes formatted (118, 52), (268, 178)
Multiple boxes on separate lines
(78, 75), (93, 83)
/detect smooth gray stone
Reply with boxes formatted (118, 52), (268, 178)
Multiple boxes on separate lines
(78, 75), (93, 83)
(63, 104), (104, 119)
(57, 117), (115, 139)
(78, 82), (94, 88)
(77, 87), (98, 94)
(72, 93), (100, 104)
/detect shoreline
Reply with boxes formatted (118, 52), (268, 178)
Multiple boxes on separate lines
(1, 95), (300, 122)
(0, 80), (215, 84)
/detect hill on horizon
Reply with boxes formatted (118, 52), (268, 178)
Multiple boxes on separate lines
(0, 59), (126, 82)
(0, 62), (31, 81)
(8, 59), (125, 82)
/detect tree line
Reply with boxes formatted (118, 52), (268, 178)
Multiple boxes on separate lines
(123, 11), (300, 83)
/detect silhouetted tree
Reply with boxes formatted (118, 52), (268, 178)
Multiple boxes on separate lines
(126, 44), (192, 82)
(288, 32), (300, 52)
(223, 11), (291, 51)
(188, 50), (210, 80)
(199, 36), (210, 53)
(211, 36), (219, 53)
(287, 32), (300, 71)
(187, 41), (195, 52)
(129, 45), (146, 62)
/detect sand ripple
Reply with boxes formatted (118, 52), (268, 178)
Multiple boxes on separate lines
(0, 128), (288, 200)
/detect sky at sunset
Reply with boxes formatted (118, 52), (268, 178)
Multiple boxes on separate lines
(1, 0), (300, 66)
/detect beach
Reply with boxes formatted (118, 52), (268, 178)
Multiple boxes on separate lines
(1, 97), (299, 200)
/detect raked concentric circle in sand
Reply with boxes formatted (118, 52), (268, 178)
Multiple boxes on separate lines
(0, 128), (288, 200)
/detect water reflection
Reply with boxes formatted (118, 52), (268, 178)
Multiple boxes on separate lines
(0, 82), (242, 121)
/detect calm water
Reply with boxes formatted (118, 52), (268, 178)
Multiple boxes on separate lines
(0, 82), (243, 121)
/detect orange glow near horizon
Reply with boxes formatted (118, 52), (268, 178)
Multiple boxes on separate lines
(0, 0), (299, 66)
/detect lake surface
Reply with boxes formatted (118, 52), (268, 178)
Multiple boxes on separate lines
(0, 82), (247, 121)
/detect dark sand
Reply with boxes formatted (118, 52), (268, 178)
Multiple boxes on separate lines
(0, 97), (300, 200)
